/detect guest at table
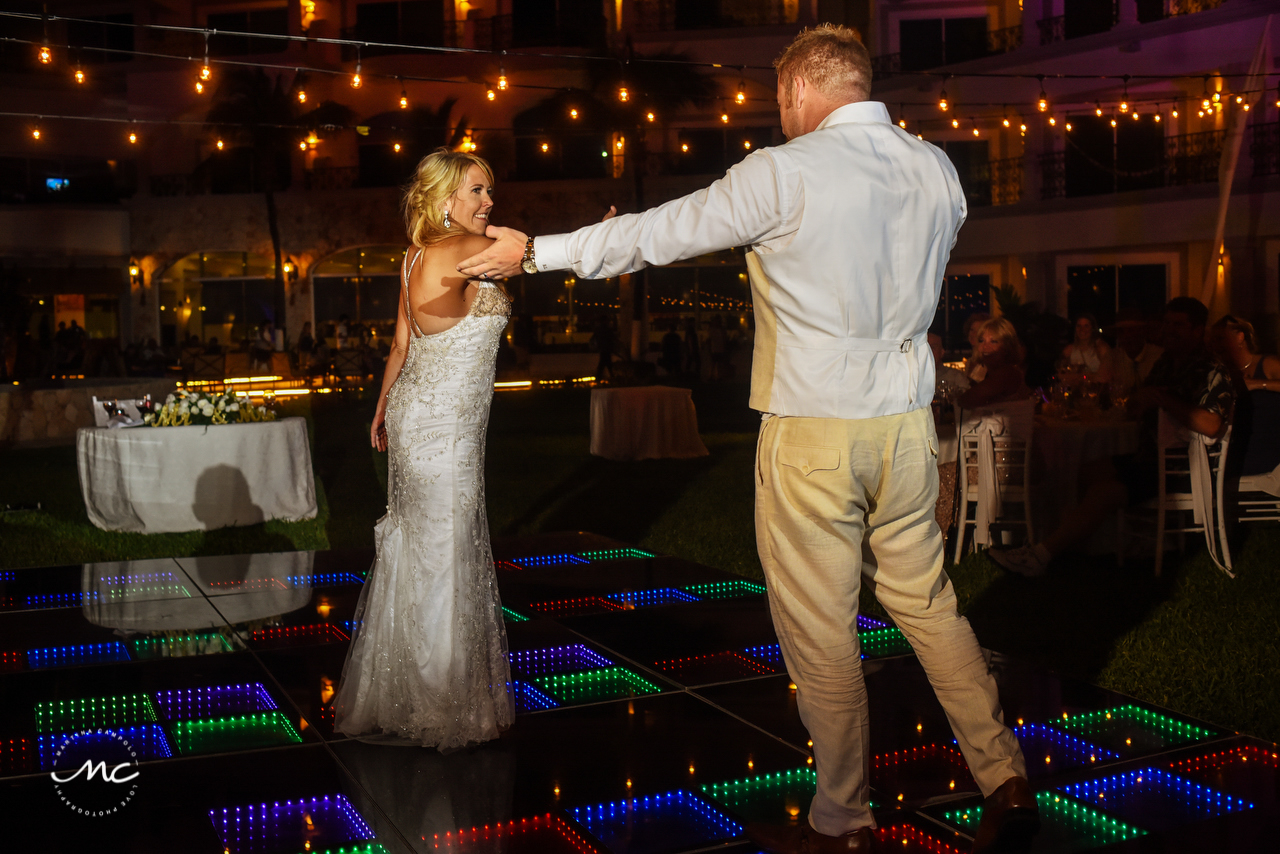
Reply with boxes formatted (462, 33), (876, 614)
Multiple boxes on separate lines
(990, 297), (1234, 576)
(683, 317), (701, 377)
(929, 331), (968, 392)
(251, 322), (275, 373)
(1061, 313), (1113, 383)
(590, 314), (616, 379)
(962, 311), (992, 381)
(1211, 314), (1280, 478)
(958, 318), (1029, 409)
(1110, 310), (1163, 392)
(660, 322), (684, 376)
(296, 321), (315, 370)
(336, 314), (350, 350)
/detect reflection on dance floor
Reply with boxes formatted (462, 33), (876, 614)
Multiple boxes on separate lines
(1, 533), (1276, 852)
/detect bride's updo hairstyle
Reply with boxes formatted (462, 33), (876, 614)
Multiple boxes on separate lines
(403, 147), (495, 248)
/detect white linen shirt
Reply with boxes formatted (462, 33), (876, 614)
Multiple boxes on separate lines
(534, 100), (967, 419)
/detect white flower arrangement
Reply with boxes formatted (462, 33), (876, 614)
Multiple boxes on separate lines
(145, 389), (274, 427)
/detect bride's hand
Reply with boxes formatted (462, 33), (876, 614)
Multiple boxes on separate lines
(371, 408), (388, 452)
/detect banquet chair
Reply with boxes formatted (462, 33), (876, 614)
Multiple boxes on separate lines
(953, 398), (1036, 562)
(1118, 412), (1232, 577)
(1233, 463), (1280, 524)
(191, 353), (224, 379)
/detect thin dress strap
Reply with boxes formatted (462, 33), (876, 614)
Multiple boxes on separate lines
(402, 248), (424, 338)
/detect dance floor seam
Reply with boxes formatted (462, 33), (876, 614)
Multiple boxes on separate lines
(2, 536), (1276, 853)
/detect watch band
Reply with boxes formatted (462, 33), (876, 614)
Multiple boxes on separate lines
(521, 236), (537, 274)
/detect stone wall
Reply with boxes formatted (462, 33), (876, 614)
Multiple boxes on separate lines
(0, 379), (178, 447)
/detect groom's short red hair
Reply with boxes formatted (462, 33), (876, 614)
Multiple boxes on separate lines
(774, 24), (872, 106)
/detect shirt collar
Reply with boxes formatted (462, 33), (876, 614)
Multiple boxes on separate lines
(815, 101), (892, 130)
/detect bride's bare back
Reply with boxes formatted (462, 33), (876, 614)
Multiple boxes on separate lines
(405, 234), (496, 336)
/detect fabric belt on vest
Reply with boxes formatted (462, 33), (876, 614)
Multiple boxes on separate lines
(776, 332), (926, 406)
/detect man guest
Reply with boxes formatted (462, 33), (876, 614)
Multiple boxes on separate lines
(459, 25), (1035, 854)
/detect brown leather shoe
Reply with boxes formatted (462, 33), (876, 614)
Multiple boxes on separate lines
(746, 822), (878, 854)
(971, 775), (1040, 853)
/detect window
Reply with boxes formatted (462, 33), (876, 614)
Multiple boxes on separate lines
(940, 140), (991, 207)
(512, 0), (604, 47)
(898, 17), (988, 71)
(1067, 265), (1166, 328)
(932, 274), (991, 352)
(1065, 114), (1165, 197)
(354, 1), (444, 54)
(206, 7), (288, 55)
(1063, 0), (1115, 39)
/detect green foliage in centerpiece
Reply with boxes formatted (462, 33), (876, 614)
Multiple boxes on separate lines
(145, 390), (276, 427)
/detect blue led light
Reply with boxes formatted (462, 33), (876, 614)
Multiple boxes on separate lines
(741, 644), (784, 667)
(509, 644), (613, 677)
(28, 642), (130, 669)
(152, 683), (279, 722)
(572, 789), (743, 853)
(856, 614), (891, 630)
(38, 725), (173, 770)
(1014, 723), (1119, 775)
(24, 592), (99, 609)
(1058, 767), (1255, 830)
(208, 793), (376, 854)
(513, 682), (561, 713)
(287, 572), (365, 587)
(606, 588), (701, 608)
(509, 553), (590, 568)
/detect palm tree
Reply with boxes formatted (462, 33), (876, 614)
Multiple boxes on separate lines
(205, 69), (352, 330)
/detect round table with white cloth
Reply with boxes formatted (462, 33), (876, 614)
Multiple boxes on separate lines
(589, 386), (710, 462)
(1034, 415), (1141, 509)
(76, 416), (318, 533)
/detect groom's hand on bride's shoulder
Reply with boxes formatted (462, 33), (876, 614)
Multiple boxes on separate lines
(457, 226), (527, 279)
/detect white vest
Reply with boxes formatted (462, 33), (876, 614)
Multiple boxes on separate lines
(748, 106), (966, 420)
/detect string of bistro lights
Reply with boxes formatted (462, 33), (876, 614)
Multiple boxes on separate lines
(4, 10), (1280, 147)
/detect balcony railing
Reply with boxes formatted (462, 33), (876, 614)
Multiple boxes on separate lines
(1038, 15), (1065, 45)
(872, 24), (1022, 77)
(1040, 151), (1067, 200)
(444, 15), (513, 51)
(633, 0), (797, 33)
(1250, 122), (1280, 178)
(991, 157), (1024, 206)
(1039, 129), (1227, 200)
(986, 24), (1023, 54)
(1166, 129), (1225, 186)
(1165, 0), (1225, 16)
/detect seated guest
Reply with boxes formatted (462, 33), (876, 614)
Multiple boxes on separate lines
(1110, 311), (1164, 393)
(1211, 315), (1280, 477)
(961, 312), (992, 381)
(989, 297), (1234, 576)
(205, 337), (223, 356)
(929, 332), (970, 395)
(1061, 313), (1113, 383)
(958, 318), (1029, 409)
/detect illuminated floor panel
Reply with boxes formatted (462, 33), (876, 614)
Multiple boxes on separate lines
(874, 824), (966, 853)
(529, 597), (626, 618)
(654, 651), (779, 685)
(1058, 768), (1253, 832)
(871, 744), (978, 802)
(1168, 745), (1280, 805)
(249, 623), (351, 649)
(1057, 705), (1218, 758)
(510, 553), (590, 568)
(578, 548), (655, 562)
(153, 682), (279, 721)
(37, 724), (173, 770)
(607, 588), (701, 609)
(28, 641), (131, 669)
(699, 767), (817, 825)
(679, 580), (766, 600)
(532, 667), (663, 706)
(1014, 724), (1121, 779)
(35, 693), (159, 734)
(571, 790), (743, 854)
(502, 606), (531, 623)
(935, 790), (1147, 851)
(208, 793), (376, 854)
(513, 682), (561, 713)
(169, 710), (304, 755)
(431, 813), (604, 853)
(510, 644), (614, 678)
(129, 632), (238, 660)
(1, 738), (35, 776)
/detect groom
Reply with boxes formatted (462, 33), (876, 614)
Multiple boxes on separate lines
(460, 24), (1035, 854)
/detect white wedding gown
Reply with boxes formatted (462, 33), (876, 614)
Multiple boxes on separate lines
(334, 249), (515, 749)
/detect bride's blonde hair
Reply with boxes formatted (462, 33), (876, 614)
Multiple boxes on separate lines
(403, 147), (495, 248)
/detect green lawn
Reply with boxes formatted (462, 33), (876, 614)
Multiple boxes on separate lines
(2, 385), (1278, 743)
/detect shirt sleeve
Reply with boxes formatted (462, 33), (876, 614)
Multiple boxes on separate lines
(534, 148), (797, 279)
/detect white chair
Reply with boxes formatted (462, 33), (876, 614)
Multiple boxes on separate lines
(1233, 464), (1280, 524)
(954, 399), (1036, 562)
(1118, 412), (1232, 577)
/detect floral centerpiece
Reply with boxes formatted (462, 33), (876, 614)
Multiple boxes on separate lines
(144, 390), (276, 427)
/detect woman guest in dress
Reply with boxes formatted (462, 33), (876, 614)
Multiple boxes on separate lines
(959, 317), (1030, 408)
(1211, 314), (1280, 481)
(962, 311), (992, 381)
(1061, 313), (1113, 383)
(333, 148), (515, 749)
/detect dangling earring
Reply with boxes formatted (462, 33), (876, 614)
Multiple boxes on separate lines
(443, 209), (452, 229)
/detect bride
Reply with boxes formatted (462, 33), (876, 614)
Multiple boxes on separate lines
(333, 148), (514, 749)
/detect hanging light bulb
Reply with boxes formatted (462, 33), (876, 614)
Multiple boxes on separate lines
(31, 122), (42, 141)
(1119, 99), (1129, 113)
(486, 87), (496, 101)
(1154, 111), (1162, 122)
(1019, 122), (1027, 133)
(297, 87), (307, 103)
(1048, 115), (1056, 126)
(1095, 102), (1103, 117)
(1065, 121), (1072, 132)
(195, 78), (204, 94)
(680, 142), (689, 153)
(200, 63), (211, 81)
(972, 120), (980, 137)
(938, 87), (949, 111)
(540, 142), (549, 153)
(393, 142), (402, 153)
(569, 107), (579, 120)
(351, 52), (362, 88)
(951, 117), (959, 129)
(1111, 116), (1118, 127)
(1037, 75), (1049, 112)
(299, 140), (307, 150)
(1198, 109), (1205, 117)
(399, 79), (409, 108)
(497, 67), (508, 90)
(1119, 75), (1129, 113)
(735, 81), (746, 105)
(899, 117), (907, 128)
(74, 67), (85, 85)
(128, 127), (138, 144)
(1172, 107), (1179, 117)
(721, 112), (730, 124)
(743, 139), (752, 149)
(1202, 76), (1212, 111)
(39, 44), (52, 64)
(646, 111), (655, 122)
(618, 85), (630, 102)
(216, 138), (225, 150)
(1131, 109), (1139, 119)
(1212, 90), (1221, 103)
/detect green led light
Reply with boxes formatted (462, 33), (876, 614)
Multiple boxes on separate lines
(168, 710), (303, 755)
(313, 846), (388, 854)
(700, 768), (817, 824)
(502, 606), (530, 623)
(942, 791), (1146, 842)
(532, 667), (662, 704)
(1060, 705), (1216, 751)
(858, 626), (913, 658)
(35, 693), (158, 734)
(129, 632), (235, 659)
(682, 580), (767, 599)
(578, 548), (655, 561)
(104, 583), (192, 601)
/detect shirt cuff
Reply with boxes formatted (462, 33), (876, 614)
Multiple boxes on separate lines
(533, 234), (570, 273)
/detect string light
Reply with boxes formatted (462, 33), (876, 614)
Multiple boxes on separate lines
(618, 85), (629, 102)
(1172, 106), (1179, 117)
(1119, 75), (1129, 112)
(351, 51), (362, 88)
(1202, 76), (1212, 110)
(216, 139), (224, 150)
(1065, 121), (1072, 131)
(486, 87), (496, 101)
(74, 66), (84, 85)
(39, 44), (51, 64)
(938, 86), (949, 111)
(569, 107), (579, 120)
(1132, 108), (1140, 119)
(743, 139), (751, 149)
(1154, 111), (1162, 122)
(199, 33), (211, 86)
(971, 120), (979, 137)
(735, 77), (746, 105)
(951, 117), (959, 129)
(399, 79), (408, 109)
(31, 121), (41, 141)
(497, 67), (508, 90)
(1037, 75), (1049, 112)
(720, 112), (729, 124)
(1111, 115), (1118, 127)
(1048, 115), (1056, 126)
(1095, 101), (1103, 116)
(540, 142), (549, 153)
(1002, 104), (1010, 127)
(296, 87), (306, 103)
(646, 111), (655, 122)
(680, 142), (689, 153)
(393, 142), (401, 152)
(128, 125), (138, 144)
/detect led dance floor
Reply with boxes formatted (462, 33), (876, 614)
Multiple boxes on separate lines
(1, 535), (1276, 852)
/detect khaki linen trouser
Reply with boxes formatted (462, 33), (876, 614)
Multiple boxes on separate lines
(755, 407), (1026, 836)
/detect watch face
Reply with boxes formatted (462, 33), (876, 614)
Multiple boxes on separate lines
(521, 259), (537, 274)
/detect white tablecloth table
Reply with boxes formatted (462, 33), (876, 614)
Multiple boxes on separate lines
(76, 417), (318, 533)
(589, 386), (710, 462)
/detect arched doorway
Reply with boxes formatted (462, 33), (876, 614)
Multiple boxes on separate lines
(157, 251), (276, 349)
(310, 245), (407, 345)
